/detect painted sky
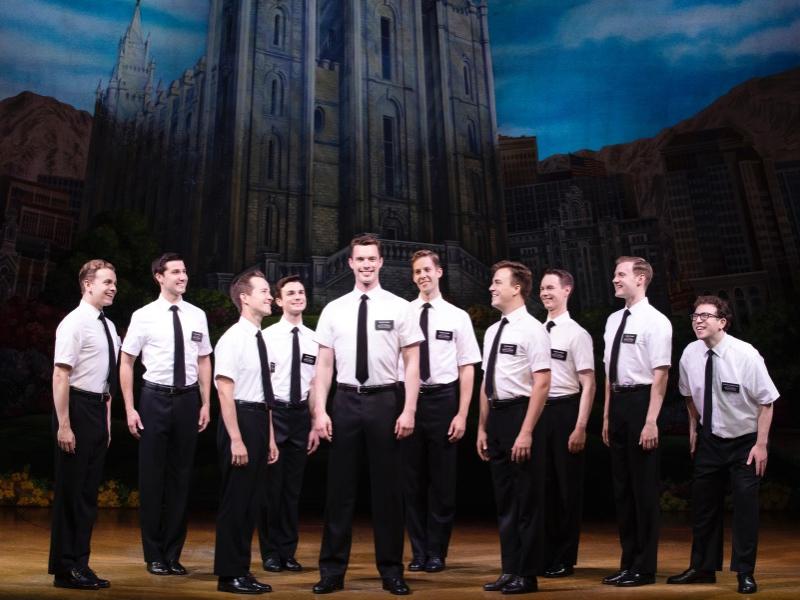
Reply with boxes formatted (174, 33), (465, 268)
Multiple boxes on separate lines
(1, 0), (799, 159)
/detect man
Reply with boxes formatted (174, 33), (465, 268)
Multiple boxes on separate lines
(49, 259), (120, 590)
(538, 269), (595, 578)
(121, 253), (212, 575)
(601, 256), (671, 587)
(667, 296), (777, 595)
(213, 270), (279, 594)
(403, 249), (481, 573)
(477, 260), (551, 595)
(311, 234), (423, 596)
(259, 275), (320, 573)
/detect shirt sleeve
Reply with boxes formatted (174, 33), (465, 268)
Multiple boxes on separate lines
(647, 315), (673, 370)
(481, 325), (495, 372)
(213, 333), (238, 382)
(121, 311), (145, 357)
(455, 310), (482, 366)
(744, 352), (780, 405)
(53, 317), (80, 368)
(398, 303), (425, 348)
(197, 310), (213, 356)
(314, 305), (335, 349)
(526, 323), (551, 373)
(571, 329), (595, 372)
(678, 348), (692, 397)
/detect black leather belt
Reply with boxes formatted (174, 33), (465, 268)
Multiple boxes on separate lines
(611, 383), (651, 394)
(337, 383), (398, 395)
(546, 392), (581, 406)
(235, 399), (267, 412)
(269, 400), (308, 410)
(142, 380), (199, 396)
(419, 381), (457, 395)
(69, 386), (109, 403)
(488, 396), (528, 409)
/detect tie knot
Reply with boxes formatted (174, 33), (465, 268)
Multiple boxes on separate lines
(707, 349), (715, 357)
(623, 309), (631, 317)
(255, 330), (263, 339)
(169, 305), (179, 313)
(422, 302), (432, 309)
(546, 320), (555, 332)
(291, 326), (299, 334)
(98, 312), (106, 321)
(500, 317), (508, 325)
(361, 294), (369, 301)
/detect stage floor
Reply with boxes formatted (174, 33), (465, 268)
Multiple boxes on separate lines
(0, 509), (797, 599)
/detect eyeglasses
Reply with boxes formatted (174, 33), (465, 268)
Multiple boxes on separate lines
(690, 312), (722, 322)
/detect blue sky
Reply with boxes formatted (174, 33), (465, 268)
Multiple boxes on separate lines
(1, 0), (798, 158)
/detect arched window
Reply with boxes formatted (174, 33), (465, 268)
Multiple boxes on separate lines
(314, 106), (325, 133)
(268, 76), (285, 116)
(266, 135), (280, 182)
(273, 13), (283, 46)
(380, 17), (392, 80)
(463, 63), (472, 97)
(467, 120), (478, 154)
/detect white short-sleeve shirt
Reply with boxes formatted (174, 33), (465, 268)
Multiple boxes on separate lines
(410, 295), (482, 385)
(314, 286), (424, 386)
(481, 305), (551, 400)
(122, 295), (212, 386)
(603, 297), (672, 385)
(678, 334), (779, 438)
(54, 300), (121, 394)
(545, 311), (594, 397)
(263, 317), (318, 403)
(214, 317), (267, 403)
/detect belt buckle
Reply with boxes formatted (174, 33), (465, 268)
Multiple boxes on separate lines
(102, 392), (111, 402)
(356, 384), (365, 395)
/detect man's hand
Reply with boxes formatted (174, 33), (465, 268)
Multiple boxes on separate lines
(689, 426), (697, 458)
(447, 414), (467, 442)
(198, 404), (210, 432)
(639, 422), (658, 450)
(567, 427), (586, 454)
(314, 412), (333, 442)
(511, 431), (532, 463)
(747, 443), (768, 477)
(268, 439), (280, 464)
(395, 410), (415, 440)
(57, 426), (76, 454)
(307, 429), (320, 455)
(231, 439), (248, 467)
(476, 428), (490, 462)
(127, 408), (143, 439)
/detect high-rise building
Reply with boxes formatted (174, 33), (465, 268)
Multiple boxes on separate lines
(499, 135), (538, 188)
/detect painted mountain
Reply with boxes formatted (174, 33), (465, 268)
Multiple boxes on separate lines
(540, 66), (800, 215)
(0, 91), (92, 181)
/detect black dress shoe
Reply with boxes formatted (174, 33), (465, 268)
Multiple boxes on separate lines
(601, 569), (629, 585)
(425, 556), (445, 573)
(666, 568), (716, 584)
(82, 567), (110, 588)
(543, 564), (574, 578)
(382, 577), (410, 595)
(283, 557), (302, 572)
(737, 572), (757, 594)
(312, 575), (344, 594)
(501, 575), (538, 594)
(147, 561), (171, 576)
(167, 560), (187, 575)
(616, 571), (656, 587)
(262, 557), (282, 573)
(484, 573), (515, 591)
(54, 568), (100, 590)
(218, 576), (265, 594)
(245, 574), (272, 593)
(408, 556), (425, 571)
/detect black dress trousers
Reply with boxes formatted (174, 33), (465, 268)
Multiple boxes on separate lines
(214, 402), (269, 577)
(258, 403), (310, 562)
(319, 387), (405, 579)
(690, 430), (760, 574)
(608, 387), (660, 574)
(48, 392), (109, 574)
(486, 402), (545, 577)
(402, 383), (459, 560)
(542, 394), (584, 569)
(137, 385), (200, 563)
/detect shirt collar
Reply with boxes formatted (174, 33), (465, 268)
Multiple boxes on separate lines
(627, 296), (650, 315)
(237, 316), (261, 335)
(415, 294), (444, 309)
(279, 316), (303, 331)
(352, 284), (383, 301)
(710, 332), (732, 357)
(156, 295), (184, 311)
(550, 310), (571, 325)
(503, 304), (529, 323)
(78, 299), (102, 317)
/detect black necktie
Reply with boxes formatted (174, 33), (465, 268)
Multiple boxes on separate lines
(419, 302), (432, 382)
(484, 317), (508, 399)
(356, 294), (369, 384)
(608, 309), (631, 385)
(290, 326), (301, 405)
(546, 320), (555, 333)
(256, 331), (275, 403)
(169, 305), (186, 388)
(703, 349), (715, 436)
(98, 312), (118, 396)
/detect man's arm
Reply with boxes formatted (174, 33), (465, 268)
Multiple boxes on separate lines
(197, 354), (212, 432)
(448, 364), (474, 442)
(217, 376), (248, 466)
(476, 380), (490, 461)
(312, 346), (334, 441)
(568, 370), (595, 453)
(747, 403), (774, 477)
(53, 365), (75, 453)
(397, 343), (420, 439)
(602, 378), (611, 447)
(511, 369), (551, 463)
(306, 376), (320, 454)
(639, 366), (668, 450)
(120, 352), (143, 439)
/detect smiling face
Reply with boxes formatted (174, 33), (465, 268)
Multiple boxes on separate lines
(349, 243), (383, 290)
(489, 267), (520, 313)
(276, 280), (306, 317)
(539, 273), (570, 315)
(156, 260), (188, 298)
(412, 255), (442, 298)
(84, 268), (117, 309)
(241, 276), (273, 319)
(692, 302), (727, 344)
(612, 260), (644, 302)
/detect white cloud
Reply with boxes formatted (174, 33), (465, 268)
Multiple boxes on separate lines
(112, 0), (210, 24)
(0, 0), (122, 45)
(725, 18), (800, 58)
(0, 28), (108, 71)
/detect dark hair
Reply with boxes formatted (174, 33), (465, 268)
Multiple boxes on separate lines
(275, 274), (304, 299)
(542, 268), (574, 289)
(410, 248), (441, 268)
(491, 260), (533, 299)
(151, 252), (184, 278)
(350, 234), (382, 257)
(229, 269), (267, 312)
(615, 255), (653, 286)
(78, 259), (115, 294)
(694, 295), (732, 331)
